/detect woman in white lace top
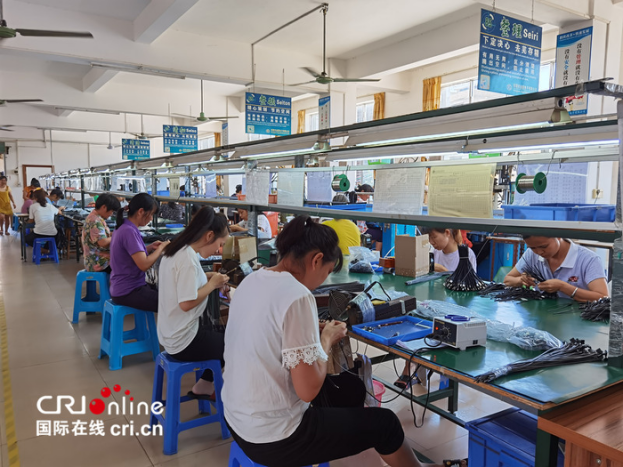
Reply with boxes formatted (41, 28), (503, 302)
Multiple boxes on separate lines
(222, 216), (444, 467)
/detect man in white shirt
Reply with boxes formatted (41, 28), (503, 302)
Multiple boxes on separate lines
(230, 208), (272, 240)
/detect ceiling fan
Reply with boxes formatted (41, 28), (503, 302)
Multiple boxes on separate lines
(0, 0), (93, 39)
(129, 115), (161, 140)
(0, 98), (43, 106)
(0, 125), (14, 132)
(106, 132), (121, 150)
(290, 5), (380, 86)
(172, 80), (239, 122)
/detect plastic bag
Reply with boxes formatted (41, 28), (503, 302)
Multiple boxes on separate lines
(348, 247), (380, 274)
(414, 300), (562, 350)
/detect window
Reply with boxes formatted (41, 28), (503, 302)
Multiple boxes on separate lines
(198, 136), (215, 150)
(440, 61), (555, 108)
(306, 111), (319, 132)
(356, 101), (374, 123)
(248, 133), (275, 141)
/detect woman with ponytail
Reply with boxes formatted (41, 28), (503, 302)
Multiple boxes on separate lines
(421, 227), (477, 273)
(222, 216), (443, 467)
(109, 193), (168, 312)
(157, 207), (230, 399)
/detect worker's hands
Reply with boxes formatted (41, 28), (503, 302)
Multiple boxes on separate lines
(58, 206), (66, 212)
(320, 320), (348, 347)
(519, 273), (536, 288)
(538, 279), (564, 294)
(148, 240), (170, 254)
(12, 202), (16, 209)
(229, 224), (244, 232)
(208, 272), (229, 290)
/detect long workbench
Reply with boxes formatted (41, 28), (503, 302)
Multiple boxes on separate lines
(323, 269), (623, 467)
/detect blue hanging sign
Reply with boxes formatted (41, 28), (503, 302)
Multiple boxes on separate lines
(163, 125), (198, 154)
(245, 92), (291, 136)
(122, 139), (150, 160)
(477, 9), (542, 96)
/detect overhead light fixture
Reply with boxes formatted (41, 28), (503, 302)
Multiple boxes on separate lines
(292, 93), (318, 102)
(91, 62), (186, 80)
(475, 139), (619, 154)
(332, 152), (458, 163)
(37, 126), (88, 133)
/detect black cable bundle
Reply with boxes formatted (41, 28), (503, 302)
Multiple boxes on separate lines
(444, 245), (486, 292)
(478, 282), (556, 301)
(580, 297), (610, 322)
(521, 264), (547, 283)
(474, 338), (607, 384)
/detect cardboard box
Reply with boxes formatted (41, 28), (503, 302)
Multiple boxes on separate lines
(222, 235), (257, 262)
(394, 234), (430, 278)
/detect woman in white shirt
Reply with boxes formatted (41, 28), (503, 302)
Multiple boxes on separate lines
(158, 207), (230, 399)
(27, 189), (64, 246)
(223, 216), (444, 467)
(229, 208), (272, 239)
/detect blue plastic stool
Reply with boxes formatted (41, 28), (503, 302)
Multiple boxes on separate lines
(32, 237), (59, 265)
(150, 352), (230, 455)
(228, 441), (330, 467)
(72, 270), (111, 323)
(98, 300), (160, 371)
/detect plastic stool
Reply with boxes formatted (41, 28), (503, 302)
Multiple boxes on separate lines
(98, 300), (160, 371)
(32, 237), (59, 265)
(12, 215), (19, 232)
(228, 441), (330, 467)
(150, 352), (230, 455)
(72, 270), (111, 323)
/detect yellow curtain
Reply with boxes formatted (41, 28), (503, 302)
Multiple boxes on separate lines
(423, 76), (442, 111)
(297, 109), (306, 134)
(373, 92), (385, 120)
(214, 132), (221, 147)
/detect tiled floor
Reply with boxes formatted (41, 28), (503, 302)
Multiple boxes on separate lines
(0, 234), (511, 467)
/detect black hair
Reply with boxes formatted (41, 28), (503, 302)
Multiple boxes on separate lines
(235, 184), (242, 193)
(50, 188), (64, 200)
(30, 178), (41, 188)
(359, 184), (373, 192)
(164, 207), (229, 257)
(116, 193), (158, 229)
(190, 204), (200, 216)
(276, 215), (343, 272)
(33, 189), (48, 207)
(332, 194), (348, 203)
(95, 193), (121, 212)
(0, 175), (7, 181)
(167, 201), (177, 209)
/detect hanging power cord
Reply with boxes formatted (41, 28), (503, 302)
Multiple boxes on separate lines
(444, 245), (486, 291)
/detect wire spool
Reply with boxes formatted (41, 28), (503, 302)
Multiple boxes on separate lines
(516, 172), (547, 194)
(331, 174), (350, 192)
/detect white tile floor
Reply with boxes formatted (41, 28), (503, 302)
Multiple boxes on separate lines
(0, 234), (512, 466)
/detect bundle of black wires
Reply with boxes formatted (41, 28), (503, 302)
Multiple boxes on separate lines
(580, 297), (610, 322)
(474, 338), (607, 384)
(478, 282), (557, 301)
(444, 245), (487, 292)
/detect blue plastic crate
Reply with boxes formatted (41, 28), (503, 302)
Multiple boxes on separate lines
(165, 224), (184, 228)
(502, 203), (615, 222)
(351, 316), (432, 346)
(466, 408), (564, 467)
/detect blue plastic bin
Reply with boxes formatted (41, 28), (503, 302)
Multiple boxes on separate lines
(466, 408), (564, 467)
(165, 224), (184, 228)
(502, 203), (615, 222)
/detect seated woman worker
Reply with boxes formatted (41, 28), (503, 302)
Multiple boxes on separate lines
(504, 236), (608, 302)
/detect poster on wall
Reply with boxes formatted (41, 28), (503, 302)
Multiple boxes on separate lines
(477, 9), (542, 96)
(555, 27), (592, 116)
(122, 139), (150, 160)
(319, 95), (331, 130)
(163, 125), (198, 154)
(245, 92), (291, 136)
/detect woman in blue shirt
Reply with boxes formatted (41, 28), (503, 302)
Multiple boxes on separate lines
(504, 236), (608, 302)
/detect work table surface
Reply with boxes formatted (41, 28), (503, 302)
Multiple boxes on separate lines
(323, 270), (623, 407)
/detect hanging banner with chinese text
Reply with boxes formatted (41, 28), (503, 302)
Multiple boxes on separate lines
(319, 95), (331, 130)
(163, 125), (198, 154)
(122, 139), (150, 160)
(477, 9), (542, 96)
(555, 27), (592, 116)
(245, 92), (291, 136)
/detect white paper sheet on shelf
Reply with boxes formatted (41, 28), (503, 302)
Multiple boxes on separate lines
(307, 171), (334, 203)
(428, 164), (496, 218)
(513, 162), (588, 205)
(277, 172), (304, 207)
(245, 170), (270, 205)
(373, 167), (426, 215)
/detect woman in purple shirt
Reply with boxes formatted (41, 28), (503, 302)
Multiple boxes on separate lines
(109, 193), (170, 312)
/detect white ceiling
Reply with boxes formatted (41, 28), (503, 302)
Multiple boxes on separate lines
(173, 0), (475, 58)
(13, 0), (151, 21)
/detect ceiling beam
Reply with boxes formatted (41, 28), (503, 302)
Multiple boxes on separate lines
(82, 67), (119, 93)
(133, 0), (200, 44)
